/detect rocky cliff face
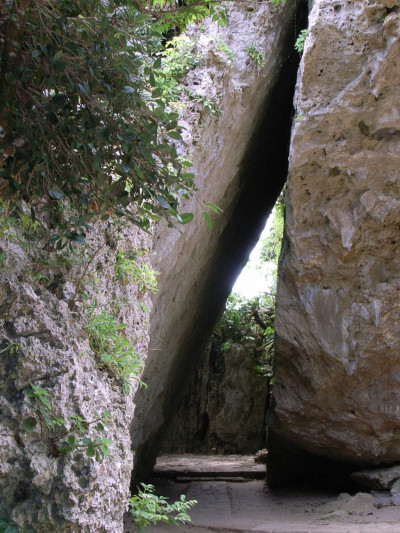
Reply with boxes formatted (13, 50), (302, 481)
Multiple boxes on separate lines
(270, 0), (400, 485)
(131, 0), (302, 482)
(161, 341), (269, 455)
(1, 1), (303, 528)
(0, 223), (152, 531)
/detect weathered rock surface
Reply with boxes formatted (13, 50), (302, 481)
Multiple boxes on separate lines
(270, 0), (400, 484)
(132, 0), (303, 483)
(0, 223), (152, 531)
(161, 342), (269, 454)
(318, 492), (375, 517)
(351, 465), (400, 490)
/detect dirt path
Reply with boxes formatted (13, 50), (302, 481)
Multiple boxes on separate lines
(124, 455), (400, 533)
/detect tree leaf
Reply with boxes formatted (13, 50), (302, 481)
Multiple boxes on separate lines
(67, 435), (76, 447)
(64, 231), (85, 244)
(177, 212), (193, 224)
(86, 445), (95, 457)
(203, 211), (212, 230)
(203, 202), (222, 214)
(156, 195), (171, 209)
(53, 50), (63, 62)
(100, 443), (110, 456)
(168, 130), (182, 140)
(22, 417), (37, 432)
(49, 187), (65, 200)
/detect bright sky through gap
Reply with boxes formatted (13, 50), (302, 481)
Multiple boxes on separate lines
(232, 212), (276, 298)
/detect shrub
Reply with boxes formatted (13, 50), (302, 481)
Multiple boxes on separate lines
(129, 483), (197, 531)
(295, 29), (309, 53)
(85, 300), (145, 393)
(0, 1), (226, 244)
(22, 383), (112, 461)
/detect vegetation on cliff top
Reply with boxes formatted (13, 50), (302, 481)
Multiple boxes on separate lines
(0, 0), (226, 246)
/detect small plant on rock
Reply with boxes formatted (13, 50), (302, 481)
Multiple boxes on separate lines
(22, 383), (112, 461)
(129, 483), (197, 531)
(115, 250), (158, 293)
(85, 300), (145, 393)
(245, 44), (266, 68)
(214, 39), (234, 61)
(156, 35), (203, 105)
(185, 90), (222, 118)
(295, 29), (309, 53)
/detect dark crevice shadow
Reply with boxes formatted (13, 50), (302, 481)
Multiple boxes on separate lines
(130, 0), (309, 490)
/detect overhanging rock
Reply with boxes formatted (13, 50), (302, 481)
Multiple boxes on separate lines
(131, 0), (304, 483)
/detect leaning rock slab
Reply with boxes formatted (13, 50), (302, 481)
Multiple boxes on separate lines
(270, 0), (400, 482)
(132, 0), (303, 481)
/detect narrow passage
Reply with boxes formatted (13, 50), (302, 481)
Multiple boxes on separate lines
(124, 455), (400, 532)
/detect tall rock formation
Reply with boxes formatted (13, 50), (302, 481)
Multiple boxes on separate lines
(131, 0), (303, 482)
(0, 224), (153, 531)
(270, 0), (400, 486)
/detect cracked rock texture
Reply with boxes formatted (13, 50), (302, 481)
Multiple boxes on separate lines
(271, 0), (400, 475)
(0, 223), (152, 531)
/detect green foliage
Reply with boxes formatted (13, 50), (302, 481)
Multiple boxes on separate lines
(258, 195), (285, 292)
(0, 0), (226, 244)
(185, 90), (222, 118)
(214, 39), (234, 61)
(295, 29), (309, 53)
(0, 517), (31, 533)
(156, 35), (203, 105)
(213, 193), (286, 380)
(129, 483), (197, 531)
(213, 292), (275, 380)
(85, 300), (145, 393)
(245, 44), (266, 68)
(202, 201), (223, 230)
(149, 0), (227, 33)
(0, 203), (44, 255)
(260, 203), (284, 264)
(22, 383), (112, 460)
(115, 249), (158, 293)
(220, 339), (233, 353)
(270, 0), (286, 5)
(0, 341), (20, 355)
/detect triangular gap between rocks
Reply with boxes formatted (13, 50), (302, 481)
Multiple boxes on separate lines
(130, 0), (311, 489)
(152, 190), (286, 481)
(141, 0), (312, 486)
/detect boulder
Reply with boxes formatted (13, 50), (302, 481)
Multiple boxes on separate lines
(270, 0), (400, 484)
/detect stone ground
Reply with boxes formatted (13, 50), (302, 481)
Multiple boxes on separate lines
(124, 455), (400, 533)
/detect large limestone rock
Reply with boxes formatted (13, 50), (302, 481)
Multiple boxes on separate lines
(270, 0), (400, 483)
(132, 0), (303, 481)
(0, 223), (152, 531)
